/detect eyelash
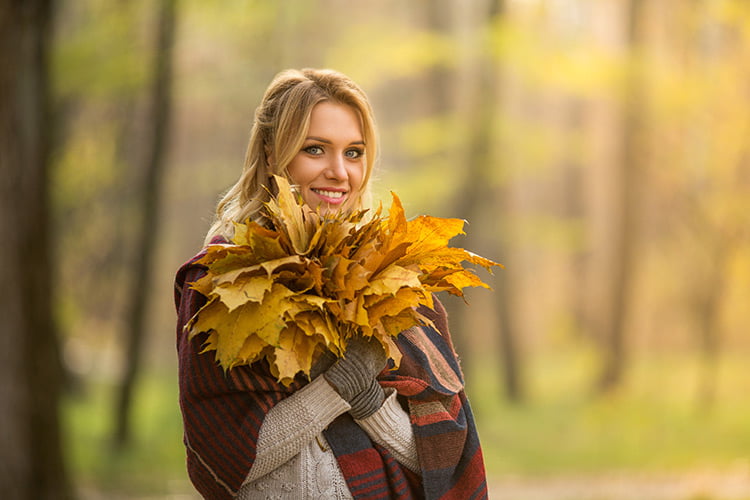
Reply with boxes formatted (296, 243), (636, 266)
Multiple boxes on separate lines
(346, 148), (364, 159)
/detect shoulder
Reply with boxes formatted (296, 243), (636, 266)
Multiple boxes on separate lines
(174, 235), (233, 312)
(417, 296), (451, 343)
(174, 250), (207, 300)
(174, 236), (228, 297)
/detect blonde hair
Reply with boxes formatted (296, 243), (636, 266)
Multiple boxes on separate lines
(205, 68), (378, 245)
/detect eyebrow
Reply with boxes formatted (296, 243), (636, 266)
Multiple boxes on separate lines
(305, 136), (365, 146)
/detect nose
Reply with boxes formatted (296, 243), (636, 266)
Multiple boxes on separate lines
(325, 154), (348, 180)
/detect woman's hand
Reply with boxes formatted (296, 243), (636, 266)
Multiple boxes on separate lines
(323, 336), (387, 420)
(309, 349), (337, 380)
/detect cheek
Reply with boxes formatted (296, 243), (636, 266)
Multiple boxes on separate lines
(346, 166), (366, 207)
(300, 191), (320, 209)
(350, 163), (365, 190)
(287, 158), (316, 186)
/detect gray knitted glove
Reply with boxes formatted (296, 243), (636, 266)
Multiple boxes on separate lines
(323, 336), (387, 420)
(346, 378), (386, 420)
(309, 349), (337, 380)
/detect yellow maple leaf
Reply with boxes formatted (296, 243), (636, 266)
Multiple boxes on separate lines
(272, 325), (319, 384)
(213, 275), (272, 311)
(186, 175), (502, 384)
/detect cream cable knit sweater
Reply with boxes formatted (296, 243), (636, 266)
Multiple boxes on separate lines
(237, 376), (419, 499)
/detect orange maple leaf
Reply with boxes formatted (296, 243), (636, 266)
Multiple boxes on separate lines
(186, 176), (502, 385)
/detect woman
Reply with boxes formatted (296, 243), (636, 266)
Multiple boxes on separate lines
(175, 68), (488, 499)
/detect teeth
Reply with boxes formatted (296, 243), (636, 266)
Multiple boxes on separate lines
(313, 189), (344, 199)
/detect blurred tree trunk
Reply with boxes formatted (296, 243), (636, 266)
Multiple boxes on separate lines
(453, 0), (523, 402)
(422, 0), (476, 366)
(424, 0), (451, 113)
(114, 0), (177, 448)
(560, 101), (588, 338)
(0, 1), (73, 499)
(693, 237), (727, 411)
(684, 0), (738, 413)
(596, 0), (645, 394)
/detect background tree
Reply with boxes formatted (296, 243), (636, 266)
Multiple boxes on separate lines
(0, 1), (72, 498)
(114, 0), (177, 448)
(596, 0), (646, 393)
(454, 0), (524, 402)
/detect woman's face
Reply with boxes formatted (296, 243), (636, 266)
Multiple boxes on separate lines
(286, 101), (366, 215)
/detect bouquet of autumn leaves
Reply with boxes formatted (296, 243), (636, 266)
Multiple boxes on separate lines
(185, 176), (502, 385)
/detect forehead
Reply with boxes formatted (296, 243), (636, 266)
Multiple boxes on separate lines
(306, 101), (363, 141)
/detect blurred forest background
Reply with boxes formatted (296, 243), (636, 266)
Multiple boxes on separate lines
(2, 0), (750, 499)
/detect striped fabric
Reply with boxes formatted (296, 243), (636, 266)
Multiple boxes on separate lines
(379, 308), (489, 500)
(175, 250), (488, 500)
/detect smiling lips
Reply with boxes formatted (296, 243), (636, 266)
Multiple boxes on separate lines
(311, 187), (347, 204)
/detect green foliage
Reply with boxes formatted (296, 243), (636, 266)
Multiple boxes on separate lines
(53, 120), (121, 210)
(486, 17), (628, 98)
(326, 22), (457, 88)
(374, 114), (465, 214)
(52, 0), (154, 344)
(52, 120), (128, 337)
(509, 214), (586, 253)
(470, 346), (750, 477)
(64, 375), (193, 497)
(54, 0), (150, 99)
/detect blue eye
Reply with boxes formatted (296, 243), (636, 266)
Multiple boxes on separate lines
(304, 145), (324, 155)
(345, 148), (363, 159)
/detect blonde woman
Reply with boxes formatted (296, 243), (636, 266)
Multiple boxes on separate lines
(175, 68), (488, 499)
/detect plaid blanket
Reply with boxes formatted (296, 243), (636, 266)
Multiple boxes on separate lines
(175, 251), (487, 500)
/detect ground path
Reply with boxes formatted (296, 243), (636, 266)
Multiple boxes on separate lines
(79, 466), (750, 499)
(488, 466), (750, 500)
